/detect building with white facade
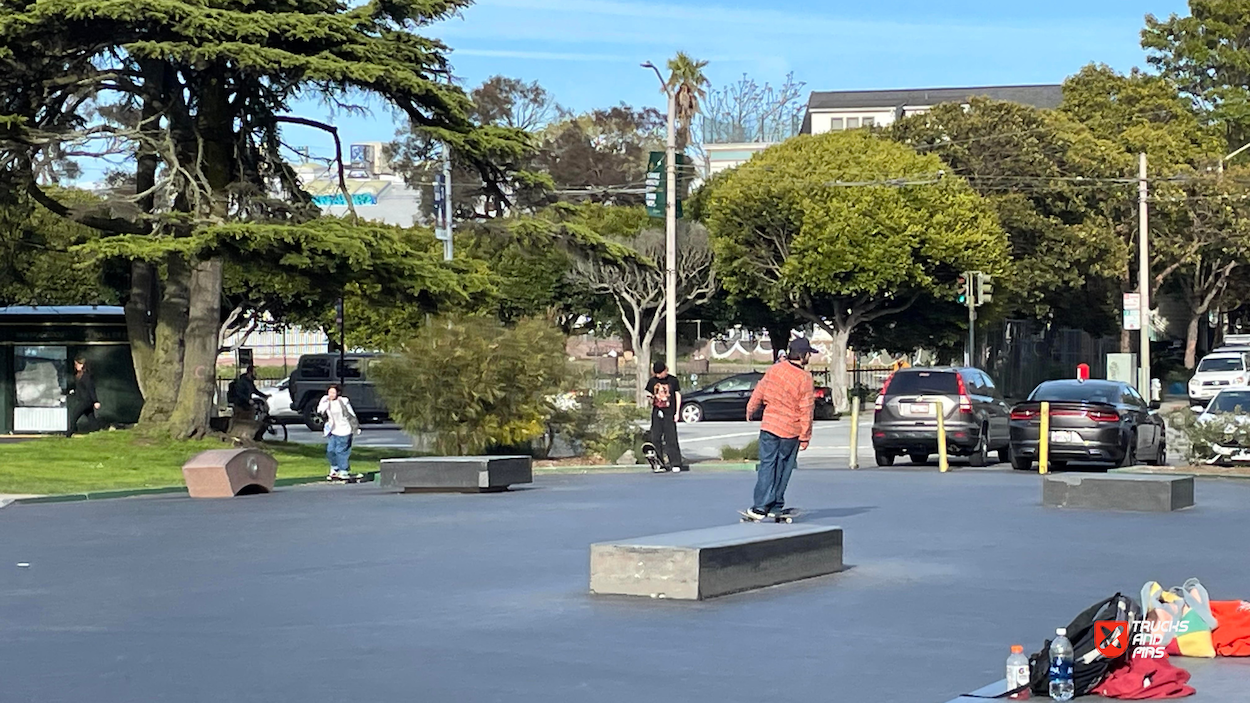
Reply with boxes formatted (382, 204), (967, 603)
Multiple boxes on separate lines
(799, 84), (1063, 135)
(704, 84), (1063, 175)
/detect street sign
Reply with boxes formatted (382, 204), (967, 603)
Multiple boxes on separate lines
(645, 151), (684, 219)
(1123, 293), (1141, 330)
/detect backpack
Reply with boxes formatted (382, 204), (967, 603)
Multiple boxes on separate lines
(974, 593), (1140, 699)
(227, 379), (244, 406)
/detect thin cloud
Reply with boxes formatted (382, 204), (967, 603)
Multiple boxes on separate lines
(455, 49), (633, 61)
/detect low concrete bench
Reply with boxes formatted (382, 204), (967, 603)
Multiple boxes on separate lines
(590, 523), (844, 600)
(1042, 473), (1194, 512)
(379, 456), (532, 493)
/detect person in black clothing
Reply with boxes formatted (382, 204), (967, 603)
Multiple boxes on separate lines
(230, 366), (267, 421)
(644, 361), (684, 471)
(65, 356), (100, 437)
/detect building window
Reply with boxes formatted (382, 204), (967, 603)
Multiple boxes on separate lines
(829, 117), (844, 131)
(862, 116), (875, 127)
(846, 117), (860, 129)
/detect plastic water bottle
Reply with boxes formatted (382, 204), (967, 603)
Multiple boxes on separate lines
(1049, 628), (1075, 701)
(1006, 645), (1031, 699)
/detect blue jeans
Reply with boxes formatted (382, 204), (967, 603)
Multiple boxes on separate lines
(326, 434), (353, 473)
(752, 430), (800, 513)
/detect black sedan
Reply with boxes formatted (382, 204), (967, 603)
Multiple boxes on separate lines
(679, 371), (834, 423)
(1007, 379), (1166, 470)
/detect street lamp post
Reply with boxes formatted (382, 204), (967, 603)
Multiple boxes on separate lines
(642, 61), (678, 376)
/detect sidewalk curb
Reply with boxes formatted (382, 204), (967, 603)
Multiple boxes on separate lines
(1111, 467), (1250, 480)
(8, 472), (378, 506)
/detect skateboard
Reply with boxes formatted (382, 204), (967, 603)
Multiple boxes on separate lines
(326, 472), (368, 484)
(641, 442), (668, 473)
(739, 508), (801, 524)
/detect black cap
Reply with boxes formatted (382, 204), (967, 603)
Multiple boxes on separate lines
(653, 361), (667, 374)
(789, 338), (813, 356)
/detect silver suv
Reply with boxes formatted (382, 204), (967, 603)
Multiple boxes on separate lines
(871, 367), (1012, 467)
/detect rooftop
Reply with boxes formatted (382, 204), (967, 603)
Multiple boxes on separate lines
(806, 84), (1064, 111)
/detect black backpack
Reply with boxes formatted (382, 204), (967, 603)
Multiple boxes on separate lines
(227, 379), (244, 406)
(977, 593), (1140, 699)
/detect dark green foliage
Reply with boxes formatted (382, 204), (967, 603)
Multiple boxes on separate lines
(372, 316), (573, 455)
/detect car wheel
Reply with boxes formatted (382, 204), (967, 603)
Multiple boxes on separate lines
(1151, 441), (1168, 466)
(875, 451), (895, 467)
(303, 405), (325, 433)
(968, 428), (988, 467)
(681, 403), (703, 423)
(1009, 446), (1032, 471)
(997, 448), (1010, 464)
(908, 453), (928, 465)
(1118, 431), (1138, 468)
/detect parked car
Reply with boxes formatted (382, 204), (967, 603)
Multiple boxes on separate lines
(871, 367), (1011, 467)
(1187, 351), (1250, 406)
(260, 377), (300, 424)
(288, 353), (390, 431)
(1008, 379), (1165, 471)
(678, 370), (835, 423)
(1190, 388), (1250, 465)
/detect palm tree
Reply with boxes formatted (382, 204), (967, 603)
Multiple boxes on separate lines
(665, 52), (709, 150)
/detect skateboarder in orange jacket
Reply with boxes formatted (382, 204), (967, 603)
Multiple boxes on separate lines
(743, 338), (815, 520)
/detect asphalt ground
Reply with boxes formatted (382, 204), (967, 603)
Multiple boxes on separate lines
(3, 468), (1248, 702)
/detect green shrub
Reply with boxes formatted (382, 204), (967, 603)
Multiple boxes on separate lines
(721, 439), (760, 461)
(373, 316), (573, 455)
(1168, 406), (1250, 465)
(543, 395), (647, 462)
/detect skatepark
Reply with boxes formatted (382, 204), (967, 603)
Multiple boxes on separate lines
(4, 466), (1250, 702)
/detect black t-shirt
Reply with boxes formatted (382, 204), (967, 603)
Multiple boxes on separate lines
(645, 375), (680, 411)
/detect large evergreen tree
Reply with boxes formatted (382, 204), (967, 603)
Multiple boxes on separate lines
(0, 0), (527, 437)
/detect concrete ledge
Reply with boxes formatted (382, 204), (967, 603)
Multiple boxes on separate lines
(1042, 473), (1195, 512)
(589, 523), (844, 600)
(379, 456), (532, 493)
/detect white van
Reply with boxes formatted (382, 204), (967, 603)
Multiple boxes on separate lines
(1188, 352), (1250, 405)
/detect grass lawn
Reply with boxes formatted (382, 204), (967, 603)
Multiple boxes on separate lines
(0, 431), (412, 495)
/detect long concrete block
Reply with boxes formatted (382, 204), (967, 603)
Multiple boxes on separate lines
(1042, 473), (1194, 512)
(379, 456), (532, 493)
(590, 523), (844, 600)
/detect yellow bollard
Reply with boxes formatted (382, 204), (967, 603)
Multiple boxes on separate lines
(1039, 401), (1050, 475)
(937, 399), (949, 473)
(848, 396), (861, 469)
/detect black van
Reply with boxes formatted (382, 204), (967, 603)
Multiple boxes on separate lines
(288, 353), (389, 430)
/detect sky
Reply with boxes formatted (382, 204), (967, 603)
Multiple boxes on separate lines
(78, 0), (1196, 181)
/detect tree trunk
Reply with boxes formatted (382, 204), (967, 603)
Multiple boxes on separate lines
(634, 339), (652, 408)
(1185, 313), (1201, 370)
(137, 254), (191, 424)
(168, 259), (224, 439)
(124, 260), (156, 398)
(826, 327), (851, 413)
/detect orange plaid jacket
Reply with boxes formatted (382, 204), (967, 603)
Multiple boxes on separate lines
(746, 360), (815, 443)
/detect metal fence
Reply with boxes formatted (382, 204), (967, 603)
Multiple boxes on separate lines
(983, 321), (1120, 400)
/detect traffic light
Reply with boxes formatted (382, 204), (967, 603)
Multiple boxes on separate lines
(956, 273), (968, 305)
(977, 273), (993, 306)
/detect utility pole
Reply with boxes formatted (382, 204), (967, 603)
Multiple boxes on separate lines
(1138, 153), (1151, 395)
(442, 143), (453, 261)
(642, 60), (678, 375)
(966, 274), (976, 367)
(663, 89), (677, 376)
